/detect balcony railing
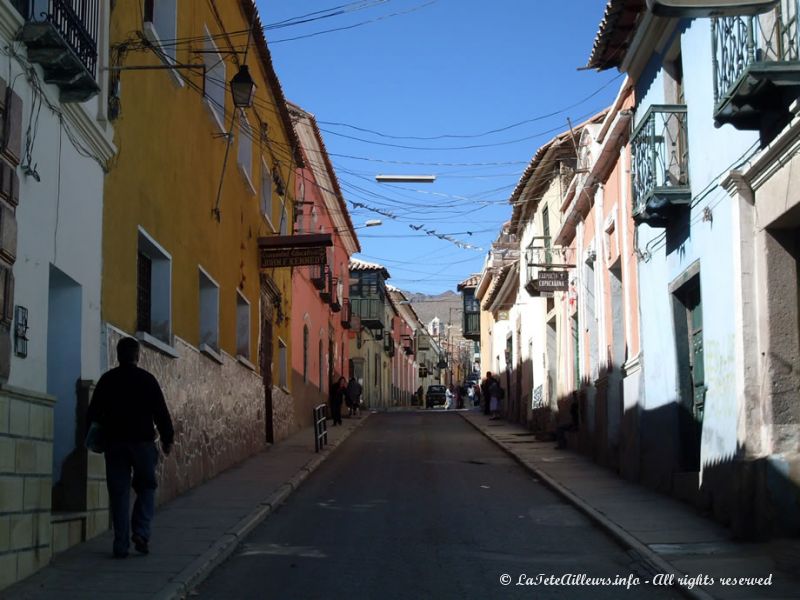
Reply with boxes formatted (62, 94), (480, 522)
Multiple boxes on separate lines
(631, 105), (691, 227)
(311, 264), (327, 291)
(712, 2), (800, 137)
(18, 0), (100, 102)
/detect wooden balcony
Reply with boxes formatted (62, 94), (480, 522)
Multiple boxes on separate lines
(463, 312), (480, 341)
(461, 288), (481, 341)
(631, 105), (691, 227)
(350, 296), (384, 330)
(17, 0), (100, 102)
(713, 5), (800, 141)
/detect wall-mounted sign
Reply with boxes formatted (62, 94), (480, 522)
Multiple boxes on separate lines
(260, 246), (326, 268)
(258, 233), (332, 269)
(536, 271), (569, 292)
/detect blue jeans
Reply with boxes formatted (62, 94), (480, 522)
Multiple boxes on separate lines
(105, 441), (159, 555)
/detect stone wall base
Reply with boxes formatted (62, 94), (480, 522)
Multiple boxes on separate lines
(0, 385), (55, 591)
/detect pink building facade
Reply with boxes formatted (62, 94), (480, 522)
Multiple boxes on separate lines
(289, 104), (359, 431)
(552, 82), (642, 477)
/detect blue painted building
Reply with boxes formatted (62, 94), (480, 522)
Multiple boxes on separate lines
(588, 0), (800, 537)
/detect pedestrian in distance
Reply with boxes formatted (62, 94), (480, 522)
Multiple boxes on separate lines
(86, 337), (174, 559)
(347, 376), (362, 417)
(445, 385), (454, 410)
(488, 375), (503, 420)
(480, 371), (493, 416)
(330, 376), (347, 425)
(556, 393), (580, 450)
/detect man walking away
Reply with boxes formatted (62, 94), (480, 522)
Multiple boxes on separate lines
(347, 376), (362, 417)
(87, 337), (174, 558)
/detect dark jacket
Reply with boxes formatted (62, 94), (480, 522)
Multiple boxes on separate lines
(346, 379), (362, 405)
(87, 363), (174, 445)
(330, 382), (347, 407)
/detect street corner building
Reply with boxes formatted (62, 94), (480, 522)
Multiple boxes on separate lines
(471, 0), (800, 542)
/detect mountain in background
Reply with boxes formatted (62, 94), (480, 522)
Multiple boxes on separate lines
(402, 289), (463, 336)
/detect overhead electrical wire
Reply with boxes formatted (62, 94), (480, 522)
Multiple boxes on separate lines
(318, 73), (623, 140)
(268, 0), (437, 44)
(318, 109), (604, 150)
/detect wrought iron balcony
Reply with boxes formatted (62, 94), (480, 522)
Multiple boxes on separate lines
(17, 0), (100, 102)
(350, 296), (384, 330)
(713, 3), (800, 139)
(631, 105), (691, 227)
(311, 263), (327, 291)
(341, 298), (352, 328)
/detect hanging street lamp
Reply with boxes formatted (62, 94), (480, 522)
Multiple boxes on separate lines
(230, 65), (256, 108)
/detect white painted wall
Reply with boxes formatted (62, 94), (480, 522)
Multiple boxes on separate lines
(633, 19), (760, 472)
(0, 2), (114, 396)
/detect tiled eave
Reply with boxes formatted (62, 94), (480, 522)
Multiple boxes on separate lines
(586, 0), (645, 71)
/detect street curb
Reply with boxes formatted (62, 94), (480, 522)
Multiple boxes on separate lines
(459, 412), (716, 600)
(154, 414), (371, 600)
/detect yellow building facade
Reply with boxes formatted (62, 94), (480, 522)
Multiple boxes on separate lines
(103, 0), (300, 502)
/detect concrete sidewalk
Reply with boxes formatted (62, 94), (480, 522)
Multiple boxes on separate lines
(5, 414), (370, 600)
(461, 410), (800, 600)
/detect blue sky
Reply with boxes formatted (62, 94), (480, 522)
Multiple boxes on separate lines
(257, 0), (620, 294)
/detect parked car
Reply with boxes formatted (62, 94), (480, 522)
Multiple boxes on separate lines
(425, 384), (447, 408)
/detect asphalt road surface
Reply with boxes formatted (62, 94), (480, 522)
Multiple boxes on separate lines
(196, 412), (681, 599)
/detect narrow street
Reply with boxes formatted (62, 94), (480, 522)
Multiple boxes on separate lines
(197, 413), (680, 599)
